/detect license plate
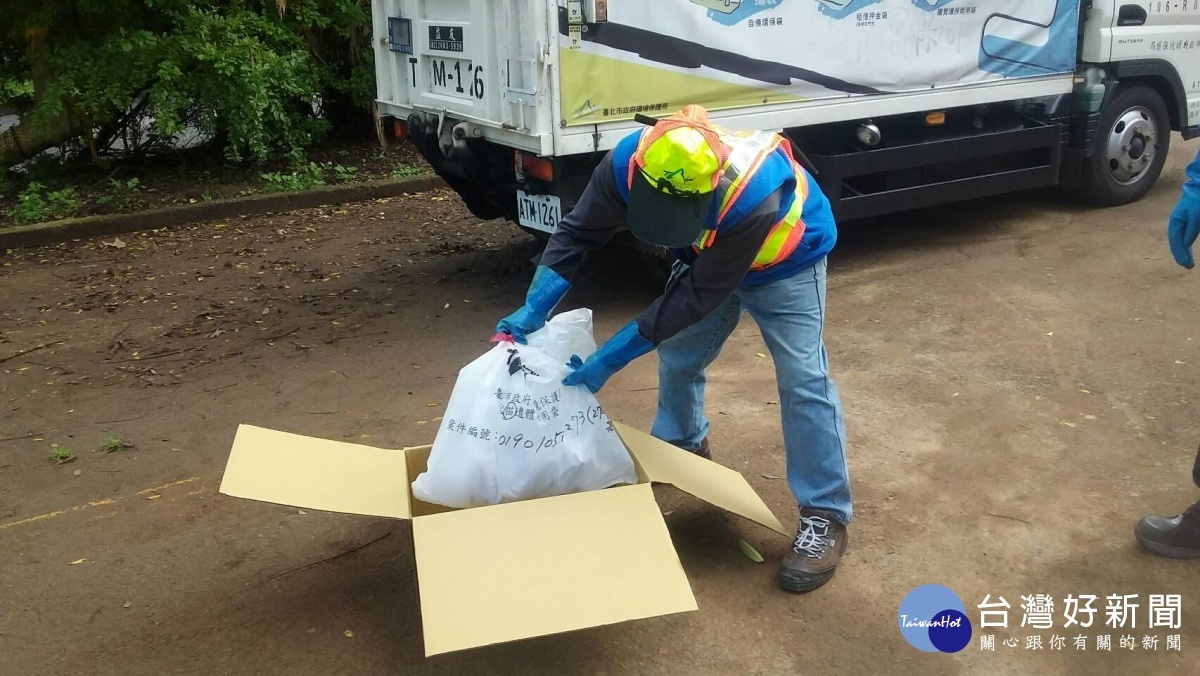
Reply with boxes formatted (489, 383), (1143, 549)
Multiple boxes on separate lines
(517, 191), (561, 234)
(429, 57), (484, 100)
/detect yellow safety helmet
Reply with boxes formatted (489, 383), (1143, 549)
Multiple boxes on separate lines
(640, 126), (722, 196)
(629, 105), (728, 247)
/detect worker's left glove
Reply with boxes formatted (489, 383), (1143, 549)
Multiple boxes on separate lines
(562, 321), (654, 394)
(496, 265), (571, 343)
(1168, 154), (1200, 269)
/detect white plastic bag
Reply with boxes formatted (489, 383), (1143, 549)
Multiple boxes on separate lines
(411, 308), (638, 508)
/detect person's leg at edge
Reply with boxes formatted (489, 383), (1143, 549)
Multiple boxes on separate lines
(741, 257), (852, 592)
(650, 291), (744, 458)
(1135, 443), (1200, 558)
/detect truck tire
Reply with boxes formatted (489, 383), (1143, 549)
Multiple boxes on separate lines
(1078, 84), (1171, 207)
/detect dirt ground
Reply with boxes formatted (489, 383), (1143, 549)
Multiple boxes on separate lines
(2, 138), (1199, 676)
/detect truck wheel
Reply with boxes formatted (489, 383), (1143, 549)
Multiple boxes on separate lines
(1078, 84), (1171, 206)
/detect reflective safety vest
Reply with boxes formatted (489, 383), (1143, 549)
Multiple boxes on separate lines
(624, 127), (810, 272)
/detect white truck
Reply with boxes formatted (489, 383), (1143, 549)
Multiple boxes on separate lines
(371, 0), (1200, 247)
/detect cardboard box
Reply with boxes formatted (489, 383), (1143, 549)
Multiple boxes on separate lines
(218, 421), (787, 656)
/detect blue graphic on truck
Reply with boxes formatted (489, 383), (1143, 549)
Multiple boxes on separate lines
(911, 0), (959, 10)
(693, 0), (783, 26)
(978, 0), (1078, 77)
(813, 0), (885, 20)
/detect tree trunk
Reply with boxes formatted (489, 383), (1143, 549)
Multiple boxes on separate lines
(0, 113), (85, 168)
(0, 27), (85, 169)
(371, 101), (388, 151)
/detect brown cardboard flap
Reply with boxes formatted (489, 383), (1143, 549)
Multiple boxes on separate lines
(411, 483), (697, 656)
(218, 425), (412, 519)
(613, 422), (787, 536)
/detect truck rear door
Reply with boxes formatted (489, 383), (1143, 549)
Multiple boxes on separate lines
(372, 0), (555, 152)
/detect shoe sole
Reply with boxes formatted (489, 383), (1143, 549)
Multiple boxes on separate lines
(779, 529), (847, 593)
(1134, 525), (1200, 559)
(778, 568), (836, 593)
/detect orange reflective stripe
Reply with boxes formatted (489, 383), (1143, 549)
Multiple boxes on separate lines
(627, 128), (655, 188)
(689, 228), (718, 254)
(792, 162), (809, 204)
(774, 136), (810, 206)
(750, 224), (791, 271)
(717, 147), (775, 221)
(716, 131), (783, 221)
(750, 182), (806, 270)
(749, 225), (805, 271)
(752, 166), (809, 269)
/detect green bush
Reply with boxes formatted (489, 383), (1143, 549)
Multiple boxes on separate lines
(332, 163), (358, 183)
(95, 177), (142, 209)
(7, 181), (81, 224)
(391, 164), (424, 179)
(262, 161), (326, 192)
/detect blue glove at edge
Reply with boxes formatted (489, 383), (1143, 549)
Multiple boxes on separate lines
(495, 265), (570, 343)
(562, 320), (655, 394)
(1168, 153), (1200, 270)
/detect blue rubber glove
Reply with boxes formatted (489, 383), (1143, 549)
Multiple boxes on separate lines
(562, 320), (655, 394)
(496, 265), (570, 343)
(1168, 151), (1200, 269)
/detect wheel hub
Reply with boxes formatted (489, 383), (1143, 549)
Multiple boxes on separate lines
(1106, 107), (1156, 185)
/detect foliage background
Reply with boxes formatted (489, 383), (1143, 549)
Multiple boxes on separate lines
(0, 0), (377, 167)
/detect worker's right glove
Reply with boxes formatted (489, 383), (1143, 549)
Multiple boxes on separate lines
(562, 320), (655, 394)
(1168, 152), (1200, 270)
(495, 265), (570, 343)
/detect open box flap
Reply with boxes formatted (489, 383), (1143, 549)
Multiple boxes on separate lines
(411, 483), (697, 656)
(219, 425), (412, 519)
(613, 422), (787, 536)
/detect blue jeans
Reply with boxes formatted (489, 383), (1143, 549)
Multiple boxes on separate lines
(651, 258), (853, 524)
